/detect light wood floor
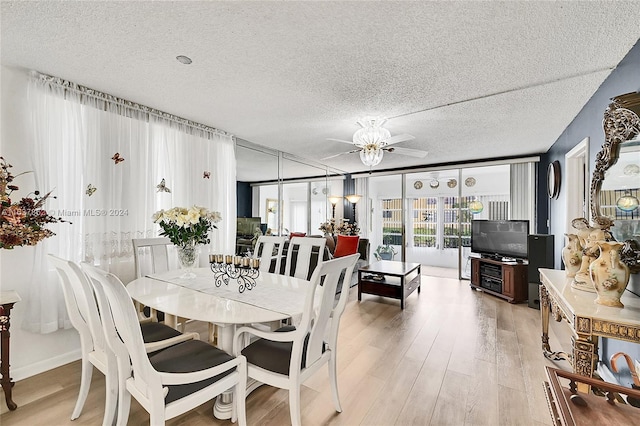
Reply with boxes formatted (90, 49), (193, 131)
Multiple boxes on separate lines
(1, 274), (573, 425)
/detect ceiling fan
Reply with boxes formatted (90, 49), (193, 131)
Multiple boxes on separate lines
(323, 116), (428, 167)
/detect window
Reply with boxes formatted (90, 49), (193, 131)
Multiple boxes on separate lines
(381, 198), (402, 245)
(442, 197), (473, 249)
(412, 197), (437, 247)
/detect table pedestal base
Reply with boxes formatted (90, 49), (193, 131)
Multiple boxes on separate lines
(213, 321), (280, 419)
(214, 379), (264, 419)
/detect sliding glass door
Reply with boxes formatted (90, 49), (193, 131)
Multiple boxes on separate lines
(369, 165), (511, 278)
(369, 174), (403, 262)
(405, 169), (461, 271)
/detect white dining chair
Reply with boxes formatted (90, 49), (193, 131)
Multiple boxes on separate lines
(132, 237), (172, 322)
(233, 253), (359, 426)
(82, 263), (247, 426)
(132, 237), (205, 336)
(48, 254), (198, 426)
(253, 235), (286, 273)
(283, 236), (327, 280)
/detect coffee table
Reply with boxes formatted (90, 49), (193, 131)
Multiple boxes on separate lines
(358, 260), (421, 309)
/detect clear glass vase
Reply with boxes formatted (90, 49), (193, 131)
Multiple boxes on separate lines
(177, 243), (199, 279)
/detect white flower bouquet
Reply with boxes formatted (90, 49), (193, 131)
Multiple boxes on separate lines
(336, 220), (360, 236)
(152, 206), (221, 247)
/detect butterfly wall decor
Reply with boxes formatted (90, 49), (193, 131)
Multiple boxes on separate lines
(86, 184), (97, 196)
(111, 153), (125, 164)
(203, 171), (211, 179)
(156, 178), (171, 193)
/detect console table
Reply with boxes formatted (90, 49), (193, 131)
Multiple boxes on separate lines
(358, 261), (421, 309)
(1, 290), (21, 411)
(539, 269), (640, 385)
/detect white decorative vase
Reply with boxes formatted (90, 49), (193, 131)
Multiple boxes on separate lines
(177, 243), (199, 279)
(589, 241), (630, 308)
(561, 233), (582, 278)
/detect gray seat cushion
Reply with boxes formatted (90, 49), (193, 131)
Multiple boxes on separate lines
(140, 321), (183, 343)
(241, 325), (325, 375)
(148, 340), (235, 404)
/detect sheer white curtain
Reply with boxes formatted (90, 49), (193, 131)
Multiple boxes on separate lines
(355, 177), (370, 238)
(510, 162), (536, 228)
(23, 74), (236, 333)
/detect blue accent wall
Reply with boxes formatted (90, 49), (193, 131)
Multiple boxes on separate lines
(541, 38), (640, 387)
(236, 181), (252, 217)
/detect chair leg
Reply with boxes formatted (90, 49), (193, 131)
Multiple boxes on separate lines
(236, 361), (247, 426)
(116, 381), (131, 426)
(102, 368), (118, 426)
(289, 384), (302, 426)
(149, 399), (166, 426)
(71, 355), (93, 420)
(329, 352), (342, 412)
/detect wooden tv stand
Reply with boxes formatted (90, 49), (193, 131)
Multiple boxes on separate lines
(470, 257), (528, 303)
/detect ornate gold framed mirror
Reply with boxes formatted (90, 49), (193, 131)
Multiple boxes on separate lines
(590, 91), (640, 273)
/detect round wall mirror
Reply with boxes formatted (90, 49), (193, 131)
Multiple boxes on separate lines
(547, 160), (561, 199)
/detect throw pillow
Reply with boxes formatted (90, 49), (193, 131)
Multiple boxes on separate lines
(289, 232), (307, 238)
(334, 235), (359, 258)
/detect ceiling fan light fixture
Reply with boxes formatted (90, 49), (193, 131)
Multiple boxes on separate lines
(353, 116), (391, 146)
(359, 144), (384, 167)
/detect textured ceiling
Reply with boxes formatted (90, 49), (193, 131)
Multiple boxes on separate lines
(2, 1), (640, 181)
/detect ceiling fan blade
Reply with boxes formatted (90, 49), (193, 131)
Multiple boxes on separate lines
(320, 149), (360, 160)
(326, 138), (355, 145)
(384, 134), (415, 146)
(386, 146), (428, 158)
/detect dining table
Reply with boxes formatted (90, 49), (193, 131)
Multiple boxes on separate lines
(126, 266), (313, 420)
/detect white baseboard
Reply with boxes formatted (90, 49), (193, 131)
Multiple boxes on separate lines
(12, 349), (81, 382)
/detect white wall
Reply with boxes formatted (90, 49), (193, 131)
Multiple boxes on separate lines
(1, 66), (82, 381)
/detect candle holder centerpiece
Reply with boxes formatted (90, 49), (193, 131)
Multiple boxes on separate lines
(209, 254), (260, 293)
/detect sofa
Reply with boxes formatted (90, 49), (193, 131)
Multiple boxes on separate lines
(321, 235), (369, 266)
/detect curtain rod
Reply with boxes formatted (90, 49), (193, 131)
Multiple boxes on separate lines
(31, 71), (232, 138)
(348, 155), (541, 178)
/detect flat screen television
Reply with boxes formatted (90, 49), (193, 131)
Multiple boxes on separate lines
(471, 220), (529, 260)
(236, 217), (262, 237)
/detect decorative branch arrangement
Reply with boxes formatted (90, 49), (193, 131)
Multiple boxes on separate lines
(0, 156), (66, 249)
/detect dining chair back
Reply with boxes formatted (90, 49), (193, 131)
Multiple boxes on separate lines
(82, 263), (247, 426)
(132, 237), (173, 277)
(48, 254), (118, 426)
(132, 238), (172, 322)
(253, 235), (286, 273)
(283, 236), (327, 280)
(133, 237), (217, 339)
(233, 253), (360, 426)
(50, 255), (199, 425)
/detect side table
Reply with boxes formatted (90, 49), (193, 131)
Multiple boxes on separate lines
(1, 290), (21, 411)
(358, 261), (421, 309)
